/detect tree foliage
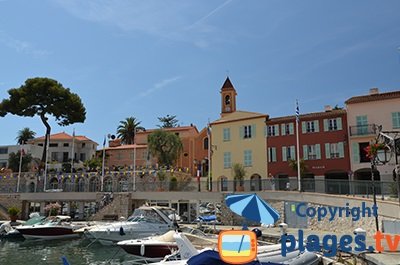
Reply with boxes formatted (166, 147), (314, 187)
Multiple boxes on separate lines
(148, 129), (183, 167)
(8, 151), (32, 172)
(16, 127), (36, 145)
(157, 115), (179, 128)
(83, 157), (102, 172)
(288, 159), (308, 176)
(232, 163), (246, 184)
(117, 117), (145, 144)
(0, 77), (86, 162)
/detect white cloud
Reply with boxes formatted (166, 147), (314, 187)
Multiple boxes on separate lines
(138, 76), (182, 98)
(0, 31), (51, 57)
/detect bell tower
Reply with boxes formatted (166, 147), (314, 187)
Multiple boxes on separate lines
(220, 77), (237, 116)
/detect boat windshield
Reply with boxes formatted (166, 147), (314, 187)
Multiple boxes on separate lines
(128, 208), (167, 224)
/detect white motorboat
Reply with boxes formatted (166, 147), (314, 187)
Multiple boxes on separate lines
(16, 215), (83, 240)
(84, 206), (178, 245)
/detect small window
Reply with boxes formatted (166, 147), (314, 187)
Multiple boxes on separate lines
(244, 125), (252, 139)
(223, 128), (231, 141)
(49, 143), (58, 147)
(0, 148), (8, 154)
(306, 121), (315, 133)
(244, 150), (252, 167)
(203, 137), (209, 150)
(63, 143), (69, 147)
(38, 143), (44, 147)
(392, 112), (400, 129)
(82, 143), (86, 148)
(80, 153), (86, 161)
(224, 152), (231, 168)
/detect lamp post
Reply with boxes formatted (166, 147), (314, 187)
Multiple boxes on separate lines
(370, 158), (379, 232)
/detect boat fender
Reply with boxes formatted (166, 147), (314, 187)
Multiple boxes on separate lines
(140, 243), (145, 256)
(106, 228), (110, 235)
(119, 226), (125, 236)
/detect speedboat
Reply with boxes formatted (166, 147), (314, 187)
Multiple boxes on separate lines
(84, 205), (179, 245)
(16, 215), (83, 240)
(0, 213), (46, 239)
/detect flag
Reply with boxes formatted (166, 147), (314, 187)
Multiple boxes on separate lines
(103, 136), (106, 147)
(295, 100), (300, 122)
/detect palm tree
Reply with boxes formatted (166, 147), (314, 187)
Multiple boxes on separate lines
(232, 163), (246, 190)
(117, 117), (145, 145)
(16, 127), (36, 144)
(288, 159), (308, 176)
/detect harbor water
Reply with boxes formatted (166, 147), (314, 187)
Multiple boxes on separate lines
(0, 238), (140, 265)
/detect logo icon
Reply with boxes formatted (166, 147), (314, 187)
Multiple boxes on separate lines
(218, 230), (257, 264)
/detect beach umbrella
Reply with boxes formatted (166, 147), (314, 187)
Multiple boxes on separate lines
(225, 193), (280, 225)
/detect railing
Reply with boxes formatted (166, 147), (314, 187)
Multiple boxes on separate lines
(0, 172), (398, 198)
(349, 124), (376, 136)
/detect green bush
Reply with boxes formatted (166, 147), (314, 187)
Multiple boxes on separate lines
(7, 206), (20, 216)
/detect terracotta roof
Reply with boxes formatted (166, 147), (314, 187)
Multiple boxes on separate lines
(105, 144), (147, 150)
(136, 125), (199, 134)
(221, 77), (235, 91)
(267, 109), (346, 123)
(211, 110), (268, 125)
(345, 90), (400, 104)
(32, 132), (97, 144)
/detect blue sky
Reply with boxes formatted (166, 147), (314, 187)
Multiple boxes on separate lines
(0, 0), (399, 146)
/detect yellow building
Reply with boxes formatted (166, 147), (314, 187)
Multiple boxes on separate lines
(210, 77), (268, 191)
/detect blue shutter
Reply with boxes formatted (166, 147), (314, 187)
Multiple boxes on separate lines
(303, 145), (308, 160)
(325, 143), (331, 159)
(281, 124), (286, 136)
(338, 142), (344, 158)
(290, 145), (296, 160)
(337, 118), (342, 130)
(251, 124), (256, 138)
(352, 143), (360, 163)
(274, 125), (280, 136)
(323, 119), (329, 132)
(272, 147), (276, 162)
(239, 126), (244, 139)
(282, 147), (287, 162)
(315, 120), (320, 132)
(316, 144), (321, 159)
(289, 123), (294, 135)
(302, 122), (306, 133)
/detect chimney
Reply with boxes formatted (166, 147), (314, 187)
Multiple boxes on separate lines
(109, 139), (122, 147)
(369, 88), (379, 95)
(324, 105), (332, 112)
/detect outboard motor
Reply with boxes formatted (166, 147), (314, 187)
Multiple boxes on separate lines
(119, 226), (125, 236)
(252, 228), (262, 238)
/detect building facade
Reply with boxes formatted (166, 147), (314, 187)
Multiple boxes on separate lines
(266, 107), (351, 194)
(345, 88), (400, 184)
(0, 144), (43, 169)
(211, 78), (268, 191)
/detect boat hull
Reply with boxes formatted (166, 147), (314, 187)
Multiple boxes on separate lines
(17, 226), (79, 240)
(119, 242), (178, 258)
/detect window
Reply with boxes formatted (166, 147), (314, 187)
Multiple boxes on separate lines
(63, 143), (69, 147)
(0, 148), (8, 154)
(223, 128), (231, 141)
(302, 121), (319, 133)
(80, 153), (86, 161)
(223, 152), (231, 168)
(63, 152), (69, 162)
(281, 123), (294, 135)
(303, 144), (321, 160)
(203, 137), (209, 150)
(82, 143), (86, 148)
(244, 125), (252, 139)
(392, 112), (400, 129)
(38, 143), (43, 146)
(324, 118), (342, 131)
(356, 115), (368, 135)
(49, 143), (58, 147)
(267, 125), (279, 137)
(267, 147), (277, 162)
(359, 142), (370, 163)
(244, 150), (252, 167)
(282, 146), (296, 161)
(240, 125), (256, 139)
(51, 152), (58, 161)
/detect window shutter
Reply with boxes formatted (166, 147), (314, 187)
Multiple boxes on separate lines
(240, 126), (244, 139)
(325, 143), (331, 159)
(303, 145), (308, 160)
(267, 148), (271, 162)
(272, 148), (277, 162)
(290, 145), (296, 160)
(302, 122), (306, 134)
(316, 144), (321, 159)
(274, 125), (280, 136)
(281, 124), (286, 136)
(323, 119), (329, 131)
(315, 120), (320, 132)
(337, 118), (342, 130)
(352, 142), (360, 163)
(282, 147), (287, 162)
(289, 123), (294, 135)
(338, 142), (344, 158)
(251, 124), (256, 138)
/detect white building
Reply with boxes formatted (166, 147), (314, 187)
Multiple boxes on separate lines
(0, 144), (43, 169)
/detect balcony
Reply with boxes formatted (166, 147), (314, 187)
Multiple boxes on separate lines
(349, 124), (376, 137)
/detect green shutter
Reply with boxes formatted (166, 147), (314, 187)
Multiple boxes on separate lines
(315, 120), (319, 132)
(251, 124), (256, 138)
(282, 147), (287, 161)
(337, 118), (342, 130)
(274, 125), (279, 136)
(303, 145), (308, 160)
(290, 145), (296, 160)
(338, 142), (344, 158)
(325, 143), (331, 159)
(281, 124), (286, 136)
(392, 112), (400, 129)
(352, 142), (360, 163)
(302, 122), (306, 134)
(272, 148), (276, 162)
(240, 126), (244, 139)
(316, 144), (321, 159)
(289, 123), (294, 135)
(323, 119), (329, 132)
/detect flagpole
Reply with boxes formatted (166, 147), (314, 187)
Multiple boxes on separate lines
(44, 134), (49, 191)
(207, 120), (211, 191)
(101, 135), (106, 192)
(296, 100), (301, 192)
(17, 144), (23, 192)
(71, 128), (75, 173)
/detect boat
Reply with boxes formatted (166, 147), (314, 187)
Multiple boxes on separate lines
(0, 214), (46, 239)
(16, 215), (83, 240)
(84, 205), (179, 245)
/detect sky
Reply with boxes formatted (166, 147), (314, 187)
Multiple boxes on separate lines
(0, 0), (399, 146)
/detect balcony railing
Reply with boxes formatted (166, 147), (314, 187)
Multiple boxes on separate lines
(349, 124), (376, 136)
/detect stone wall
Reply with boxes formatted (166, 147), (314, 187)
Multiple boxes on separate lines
(91, 193), (132, 221)
(0, 194), (22, 220)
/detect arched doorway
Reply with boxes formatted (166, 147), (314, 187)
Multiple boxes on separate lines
(63, 178), (73, 192)
(77, 177), (85, 192)
(325, 170), (349, 194)
(104, 177), (113, 192)
(28, 182), (35, 192)
(89, 177), (98, 192)
(354, 168), (381, 195)
(118, 177), (129, 192)
(250, 174), (262, 191)
(218, 176), (228, 192)
(49, 177), (59, 190)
